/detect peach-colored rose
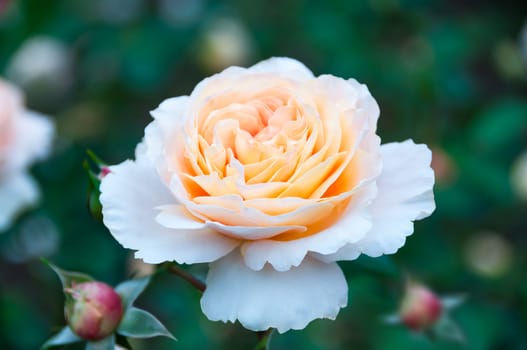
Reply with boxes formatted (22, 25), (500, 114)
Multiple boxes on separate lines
(0, 78), (54, 231)
(101, 57), (435, 332)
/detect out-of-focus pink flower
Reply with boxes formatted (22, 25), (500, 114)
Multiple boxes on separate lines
(0, 78), (54, 231)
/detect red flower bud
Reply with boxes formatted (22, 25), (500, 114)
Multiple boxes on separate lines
(399, 283), (442, 331)
(65, 281), (123, 340)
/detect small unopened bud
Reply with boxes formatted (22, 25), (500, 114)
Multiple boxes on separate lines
(399, 283), (442, 331)
(65, 281), (123, 340)
(98, 166), (111, 180)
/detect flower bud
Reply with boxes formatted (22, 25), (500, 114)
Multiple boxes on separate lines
(399, 283), (442, 331)
(98, 166), (111, 180)
(65, 281), (123, 340)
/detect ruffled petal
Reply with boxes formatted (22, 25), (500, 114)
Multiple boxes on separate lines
(346, 78), (381, 137)
(241, 181), (376, 271)
(200, 250), (348, 333)
(145, 97), (190, 182)
(359, 140), (435, 256)
(150, 96), (189, 129)
(319, 140), (435, 261)
(100, 156), (239, 264)
(0, 172), (39, 231)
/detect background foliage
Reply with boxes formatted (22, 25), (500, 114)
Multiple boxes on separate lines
(1, 0), (526, 349)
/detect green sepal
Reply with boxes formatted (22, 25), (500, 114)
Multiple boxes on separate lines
(427, 294), (466, 343)
(430, 314), (465, 344)
(87, 188), (103, 222)
(86, 149), (107, 168)
(41, 326), (81, 349)
(441, 294), (467, 310)
(83, 159), (103, 221)
(85, 335), (115, 350)
(83, 150), (108, 221)
(43, 259), (94, 316)
(117, 307), (176, 341)
(83, 159), (102, 189)
(43, 259), (94, 290)
(381, 313), (401, 325)
(115, 276), (151, 310)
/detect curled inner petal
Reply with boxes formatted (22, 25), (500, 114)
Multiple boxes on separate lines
(161, 72), (381, 241)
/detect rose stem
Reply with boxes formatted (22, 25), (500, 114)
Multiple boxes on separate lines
(166, 264), (206, 293)
(254, 329), (274, 350)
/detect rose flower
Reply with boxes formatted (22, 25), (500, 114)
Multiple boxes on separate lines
(0, 78), (54, 231)
(100, 58), (435, 333)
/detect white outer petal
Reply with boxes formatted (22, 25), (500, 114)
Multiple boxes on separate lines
(148, 96), (189, 146)
(346, 78), (380, 135)
(241, 182), (376, 271)
(359, 140), (435, 255)
(319, 140), (435, 262)
(310, 75), (380, 151)
(0, 172), (39, 232)
(146, 96), (189, 181)
(150, 96), (189, 124)
(100, 156), (239, 264)
(201, 250), (348, 333)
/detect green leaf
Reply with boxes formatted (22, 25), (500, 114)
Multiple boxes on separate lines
(41, 326), (81, 349)
(117, 307), (176, 340)
(85, 335), (115, 350)
(115, 276), (151, 310)
(43, 259), (94, 289)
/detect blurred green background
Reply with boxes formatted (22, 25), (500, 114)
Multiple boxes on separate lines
(1, 0), (527, 349)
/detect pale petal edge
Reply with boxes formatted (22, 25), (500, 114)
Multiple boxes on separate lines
(316, 139), (435, 262)
(100, 157), (238, 264)
(201, 250), (348, 333)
